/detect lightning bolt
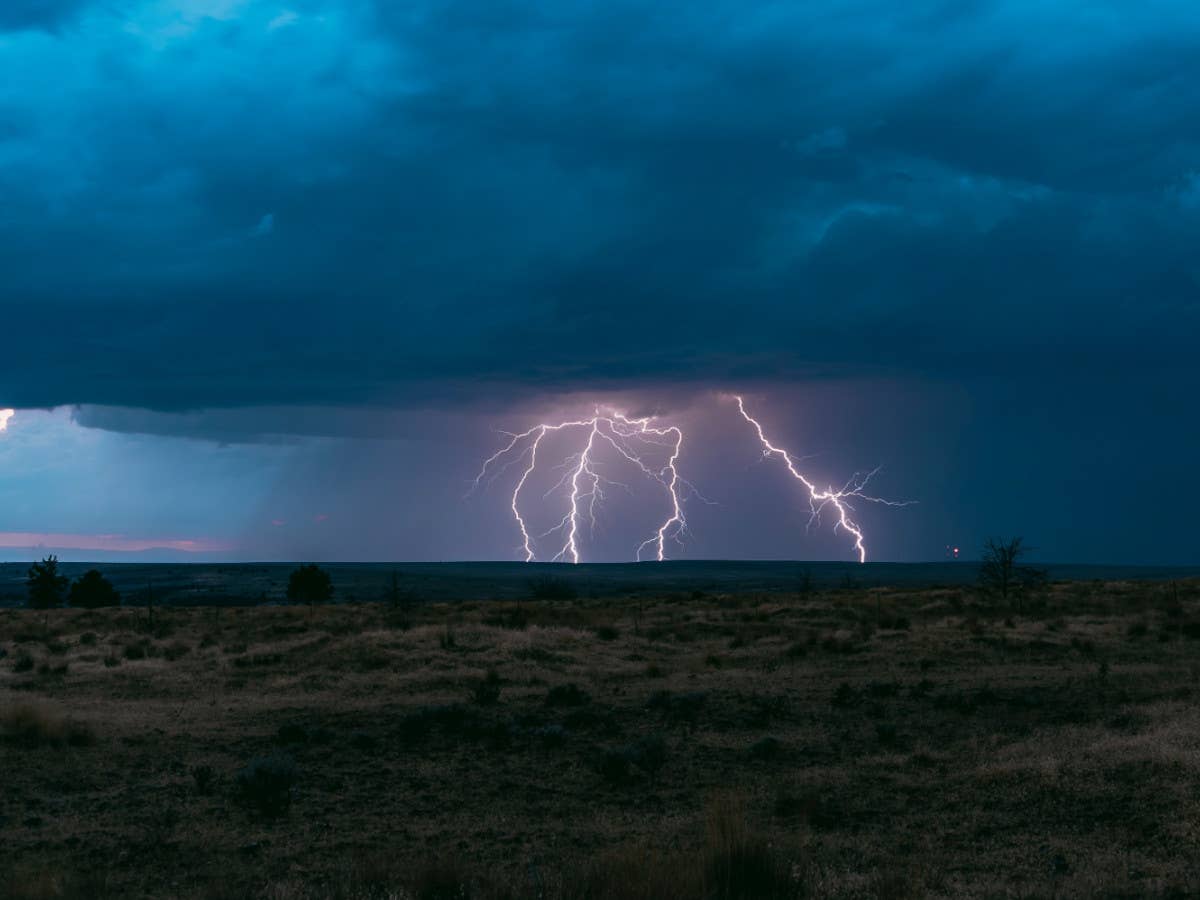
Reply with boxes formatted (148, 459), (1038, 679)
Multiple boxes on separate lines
(734, 395), (910, 563)
(473, 397), (909, 564)
(0, 410), (12, 433)
(472, 410), (691, 562)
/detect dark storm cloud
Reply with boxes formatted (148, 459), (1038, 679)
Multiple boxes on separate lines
(2, 0), (1199, 416)
(0, 0), (90, 32)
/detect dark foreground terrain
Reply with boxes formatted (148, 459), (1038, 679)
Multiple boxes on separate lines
(3, 577), (1200, 898)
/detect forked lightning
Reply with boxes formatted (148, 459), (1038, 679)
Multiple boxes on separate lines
(473, 397), (909, 563)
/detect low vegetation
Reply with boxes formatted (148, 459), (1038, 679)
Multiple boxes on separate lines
(1, 577), (1198, 897)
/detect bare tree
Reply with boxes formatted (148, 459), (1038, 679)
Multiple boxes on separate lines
(979, 537), (1046, 613)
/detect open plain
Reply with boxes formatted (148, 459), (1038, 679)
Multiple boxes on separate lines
(2, 569), (1200, 898)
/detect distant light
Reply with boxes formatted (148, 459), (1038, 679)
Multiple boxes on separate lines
(0, 409), (12, 432)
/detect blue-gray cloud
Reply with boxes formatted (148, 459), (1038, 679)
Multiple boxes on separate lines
(0, 0), (90, 32)
(1, 0), (1199, 412)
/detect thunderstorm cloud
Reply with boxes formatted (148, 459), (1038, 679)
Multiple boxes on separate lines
(0, 1), (1198, 563)
(1, 0), (1196, 412)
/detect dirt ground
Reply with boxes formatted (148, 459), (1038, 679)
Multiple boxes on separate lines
(2, 578), (1199, 898)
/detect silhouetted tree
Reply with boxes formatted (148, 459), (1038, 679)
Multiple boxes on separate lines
(27, 555), (69, 612)
(979, 537), (1046, 613)
(68, 569), (121, 609)
(287, 564), (333, 610)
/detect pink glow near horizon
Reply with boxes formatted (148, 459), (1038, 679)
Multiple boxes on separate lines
(0, 532), (233, 553)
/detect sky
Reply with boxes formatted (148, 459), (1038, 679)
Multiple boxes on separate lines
(1, 1), (1198, 564)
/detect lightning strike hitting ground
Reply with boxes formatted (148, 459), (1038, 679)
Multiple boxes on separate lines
(472, 410), (690, 563)
(734, 396), (910, 563)
(473, 398), (908, 563)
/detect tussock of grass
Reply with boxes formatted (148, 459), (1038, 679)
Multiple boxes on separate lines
(0, 702), (94, 748)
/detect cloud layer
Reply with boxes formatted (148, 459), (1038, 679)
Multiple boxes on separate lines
(1, 0), (1197, 412)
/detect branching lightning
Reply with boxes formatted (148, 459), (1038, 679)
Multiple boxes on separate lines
(472, 410), (691, 563)
(472, 397), (909, 564)
(734, 396), (911, 564)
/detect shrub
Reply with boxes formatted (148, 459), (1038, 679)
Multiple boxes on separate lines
(598, 746), (632, 784)
(831, 683), (859, 708)
(12, 651), (34, 673)
(594, 624), (620, 641)
(749, 736), (783, 760)
(68, 570), (121, 609)
(0, 703), (94, 748)
(123, 639), (153, 661)
(286, 564), (334, 606)
(191, 764), (215, 795)
(472, 669), (502, 706)
(27, 555), (68, 610)
(235, 754), (298, 817)
(703, 793), (800, 900)
(625, 734), (667, 780)
(533, 724), (568, 748)
(79, 632), (98, 646)
(647, 690), (707, 724)
(528, 575), (578, 601)
(546, 683), (590, 707)
(598, 735), (667, 784)
(276, 723), (310, 745)
(163, 641), (190, 661)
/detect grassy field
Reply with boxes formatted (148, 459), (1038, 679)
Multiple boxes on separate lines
(2, 577), (1199, 898)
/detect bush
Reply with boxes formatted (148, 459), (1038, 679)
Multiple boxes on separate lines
(546, 683), (591, 707)
(191, 764), (215, 795)
(27, 555), (68, 610)
(598, 735), (667, 784)
(624, 734), (667, 780)
(123, 639), (154, 661)
(287, 564), (334, 606)
(703, 794), (802, 900)
(68, 569), (121, 609)
(0, 703), (94, 748)
(235, 754), (298, 817)
(472, 669), (502, 706)
(598, 746), (633, 784)
(528, 575), (578, 601)
(831, 683), (859, 708)
(533, 724), (568, 748)
(749, 736), (783, 760)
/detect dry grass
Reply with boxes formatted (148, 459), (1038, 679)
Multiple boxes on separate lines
(2, 579), (1199, 898)
(0, 701), (94, 748)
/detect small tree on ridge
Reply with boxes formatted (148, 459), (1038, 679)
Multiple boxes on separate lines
(27, 555), (69, 612)
(287, 564), (333, 611)
(979, 537), (1046, 614)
